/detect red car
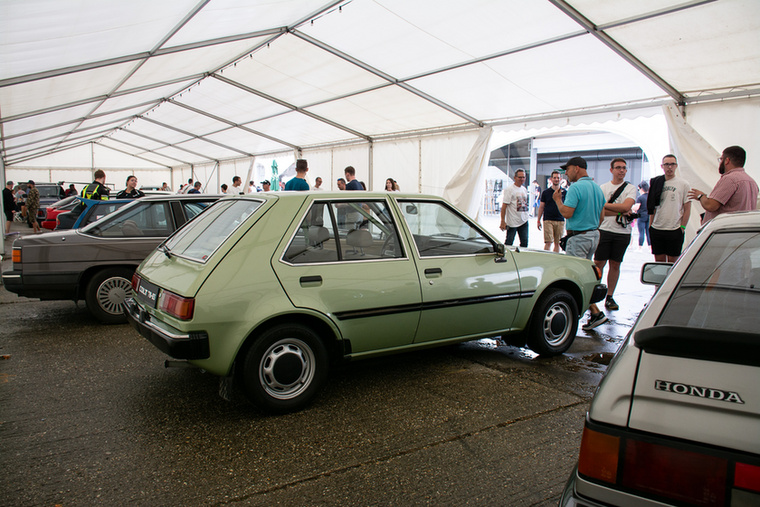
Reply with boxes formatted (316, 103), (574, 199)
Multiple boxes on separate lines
(41, 196), (79, 230)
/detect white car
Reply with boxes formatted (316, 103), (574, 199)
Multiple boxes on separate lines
(561, 211), (760, 507)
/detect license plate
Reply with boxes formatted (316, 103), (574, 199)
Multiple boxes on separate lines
(134, 278), (160, 308)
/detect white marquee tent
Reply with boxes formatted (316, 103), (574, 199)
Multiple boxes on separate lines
(2, 0), (759, 221)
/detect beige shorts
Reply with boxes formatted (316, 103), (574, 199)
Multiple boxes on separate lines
(543, 220), (565, 243)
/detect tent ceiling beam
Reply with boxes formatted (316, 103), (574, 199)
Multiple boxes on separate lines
(168, 99), (299, 150)
(212, 74), (372, 142)
(3, 99), (163, 141)
(139, 116), (254, 158)
(5, 124), (121, 162)
(597, 0), (717, 30)
(120, 127), (217, 163)
(292, 29), (483, 127)
(548, 0), (685, 104)
(96, 142), (173, 170)
(107, 135), (194, 166)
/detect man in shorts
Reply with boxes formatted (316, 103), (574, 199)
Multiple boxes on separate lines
(537, 170), (566, 251)
(594, 158), (636, 312)
(649, 154), (691, 262)
(553, 157), (608, 330)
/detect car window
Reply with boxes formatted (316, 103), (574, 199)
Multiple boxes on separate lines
(182, 201), (213, 220)
(283, 200), (403, 264)
(88, 202), (173, 238)
(398, 200), (495, 257)
(165, 199), (262, 262)
(657, 231), (760, 334)
(82, 201), (131, 226)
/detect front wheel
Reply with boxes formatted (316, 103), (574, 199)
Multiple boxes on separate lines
(241, 324), (328, 413)
(526, 289), (578, 356)
(85, 267), (134, 324)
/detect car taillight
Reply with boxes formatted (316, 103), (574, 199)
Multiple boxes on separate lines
(592, 264), (603, 280)
(158, 290), (194, 320)
(12, 247), (21, 264)
(131, 273), (140, 291)
(577, 424), (759, 506)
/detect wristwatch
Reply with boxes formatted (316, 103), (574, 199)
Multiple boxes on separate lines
(698, 194), (706, 200)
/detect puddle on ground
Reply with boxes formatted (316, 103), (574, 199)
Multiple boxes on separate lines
(583, 352), (615, 365)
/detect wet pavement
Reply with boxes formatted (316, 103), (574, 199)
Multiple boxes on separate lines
(1, 217), (655, 506)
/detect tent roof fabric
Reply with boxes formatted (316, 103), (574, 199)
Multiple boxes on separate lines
(2, 0), (759, 168)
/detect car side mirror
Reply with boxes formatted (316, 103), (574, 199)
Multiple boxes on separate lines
(640, 262), (672, 285)
(494, 242), (507, 263)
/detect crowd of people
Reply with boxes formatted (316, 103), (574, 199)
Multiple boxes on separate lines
(501, 146), (758, 331)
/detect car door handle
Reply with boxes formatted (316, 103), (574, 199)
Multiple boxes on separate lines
(424, 268), (442, 277)
(300, 275), (323, 286)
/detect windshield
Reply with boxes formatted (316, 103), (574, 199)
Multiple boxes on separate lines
(657, 230), (760, 334)
(164, 199), (263, 262)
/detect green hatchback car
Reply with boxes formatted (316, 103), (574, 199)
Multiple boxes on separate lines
(125, 192), (605, 412)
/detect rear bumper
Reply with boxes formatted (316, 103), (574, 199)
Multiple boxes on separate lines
(1, 269), (79, 300)
(590, 284), (607, 304)
(124, 297), (209, 360)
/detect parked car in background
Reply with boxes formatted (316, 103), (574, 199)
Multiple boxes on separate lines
(125, 192), (606, 413)
(55, 197), (132, 230)
(41, 196), (79, 230)
(561, 210), (760, 507)
(18, 182), (66, 224)
(2, 194), (222, 324)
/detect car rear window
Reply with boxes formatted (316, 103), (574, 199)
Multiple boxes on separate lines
(164, 199), (263, 262)
(657, 230), (760, 334)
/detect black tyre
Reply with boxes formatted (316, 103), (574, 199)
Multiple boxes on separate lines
(241, 324), (328, 413)
(85, 267), (134, 324)
(526, 289), (578, 356)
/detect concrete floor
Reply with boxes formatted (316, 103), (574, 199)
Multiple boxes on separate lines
(1, 213), (656, 506)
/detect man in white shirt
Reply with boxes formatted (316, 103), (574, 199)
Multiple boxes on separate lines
(649, 154), (691, 262)
(595, 158), (636, 311)
(499, 168), (530, 247)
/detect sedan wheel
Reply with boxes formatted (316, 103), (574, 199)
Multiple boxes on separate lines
(85, 268), (134, 324)
(242, 324), (328, 413)
(527, 289), (578, 356)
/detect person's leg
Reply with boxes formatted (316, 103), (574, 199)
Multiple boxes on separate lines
(637, 219), (646, 247)
(517, 221), (529, 248)
(505, 227), (516, 246)
(607, 260), (621, 295)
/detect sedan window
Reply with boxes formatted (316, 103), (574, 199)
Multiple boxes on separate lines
(283, 200), (403, 264)
(657, 231), (760, 334)
(88, 202), (172, 238)
(398, 200), (495, 257)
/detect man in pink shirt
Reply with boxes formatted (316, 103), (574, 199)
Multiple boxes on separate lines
(688, 145), (758, 224)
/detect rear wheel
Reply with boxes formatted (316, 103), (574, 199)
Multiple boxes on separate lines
(527, 289), (578, 356)
(85, 268), (134, 324)
(241, 324), (328, 413)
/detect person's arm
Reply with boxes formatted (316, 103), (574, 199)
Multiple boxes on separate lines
(604, 197), (635, 215)
(536, 202), (545, 229)
(553, 187), (575, 219)
(499, 203), (508, 230)
(688, 188), (721, 212)
(680, 201), (692, 227)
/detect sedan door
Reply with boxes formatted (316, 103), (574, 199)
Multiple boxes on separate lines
(274, 199), (423, 356)
(397, 199), (523, 344)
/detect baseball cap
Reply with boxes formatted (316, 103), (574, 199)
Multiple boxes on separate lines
(260, 181), (270, 185)
(559, 156), (587, 171)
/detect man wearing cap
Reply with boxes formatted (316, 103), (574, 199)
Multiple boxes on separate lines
(260, 181), (271, 192)
(553, 157), (608, 330)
